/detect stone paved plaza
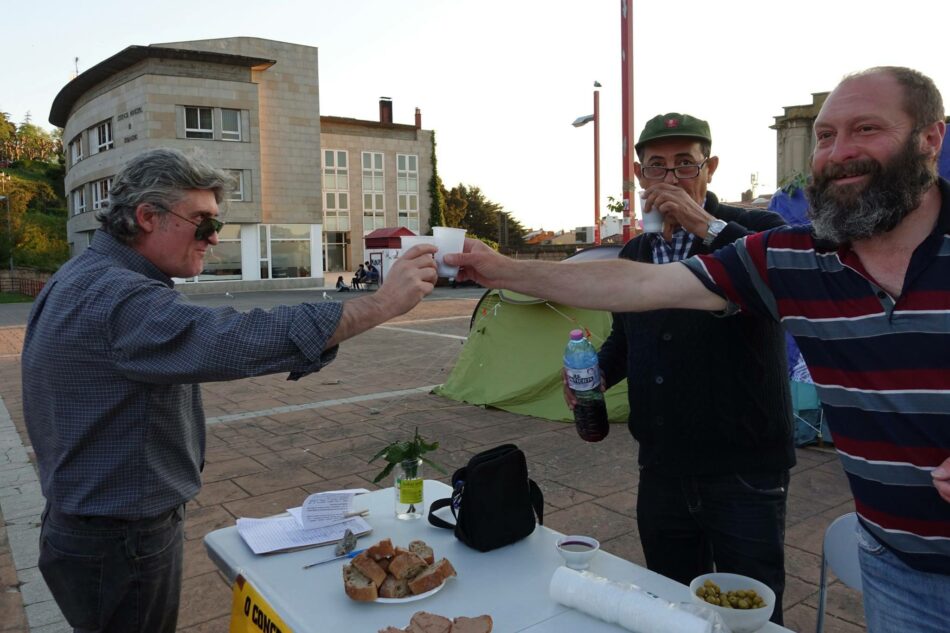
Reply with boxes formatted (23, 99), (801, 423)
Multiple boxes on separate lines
(0, 289), (864, 632)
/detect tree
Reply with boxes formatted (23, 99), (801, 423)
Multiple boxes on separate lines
(0, 112), (16, 164)
(440, 183), (526, 246)
(426, 133), (446, 233)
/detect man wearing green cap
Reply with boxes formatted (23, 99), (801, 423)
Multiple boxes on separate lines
(565, 112), (793, 624)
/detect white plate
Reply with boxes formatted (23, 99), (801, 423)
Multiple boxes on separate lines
(375, 578), (451, 604)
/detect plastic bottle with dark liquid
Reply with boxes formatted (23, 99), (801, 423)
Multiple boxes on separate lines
(563, 329), (609, 442)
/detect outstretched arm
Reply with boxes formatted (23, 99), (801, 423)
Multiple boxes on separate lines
(444, 239), (726, 314)
(327, 245), (438, 347)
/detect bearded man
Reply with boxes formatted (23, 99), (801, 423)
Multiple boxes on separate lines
(444, 66), (950, 631)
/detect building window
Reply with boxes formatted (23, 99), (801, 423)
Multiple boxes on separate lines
(322, 231), (350, 273)
(91, 177), (113, 210)
(71, 187), (85, 216)
(197, 224), (242, 281)
(397, 154), (419, 231)
(95, 121), (114, 152)
(260, 224), (312, 279)
(185, 107), (213, 139)
(221, 109), (241, 141)
(362, 151), (385, 232)
(323, 150), (350, 231)
(228, 170), (245, 201)
(69, 135), (83, 166)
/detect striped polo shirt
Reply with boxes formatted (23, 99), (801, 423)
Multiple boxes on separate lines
(682, 179), (950, 574)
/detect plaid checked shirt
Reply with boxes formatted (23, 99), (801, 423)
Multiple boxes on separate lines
(22, 230), (342, 519)
(650, 228), (697, 263)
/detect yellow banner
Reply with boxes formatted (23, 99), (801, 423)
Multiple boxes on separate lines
(230, 574), (293, 633)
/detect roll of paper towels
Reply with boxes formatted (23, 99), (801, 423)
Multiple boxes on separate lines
(549, 567), (712, 633)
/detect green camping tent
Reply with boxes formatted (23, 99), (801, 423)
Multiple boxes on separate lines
(435, 246), (629, 423)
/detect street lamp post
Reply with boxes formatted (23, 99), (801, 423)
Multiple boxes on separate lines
(0, 172), (11, 271)
(572, 81), (602, 245)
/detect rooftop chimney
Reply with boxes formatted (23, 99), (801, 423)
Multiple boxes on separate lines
(415, 107), (422, 129)
(379, 97), (393, 124)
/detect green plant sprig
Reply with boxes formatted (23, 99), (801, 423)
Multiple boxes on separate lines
(369, 427), (447, 483)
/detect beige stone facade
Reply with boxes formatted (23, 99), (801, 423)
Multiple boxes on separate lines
(319, 110), (433, 270)
(51, 37), (432, 293)
(771, 92), (829, 188)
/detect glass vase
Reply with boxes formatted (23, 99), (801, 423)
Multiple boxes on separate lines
(394, 458), (424, 520)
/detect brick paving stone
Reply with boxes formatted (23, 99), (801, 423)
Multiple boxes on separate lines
(176, 571), (231, 630)
(199, 456), (268, 484)
(786, 501), (856, 556)
(804, 582), (866, 628)
(591, 489), (637, 519)
(232, 465), (323, 497)
(183, 538), (220, 580)
(0, 592), (30, 632)
(544, 501), (634, 544)
(536, 479), (596, 511)
(185, 504), (239, 542)
(785, 543), (824, 586)
(194, 480), (250, 508)
(600, 532), (647, 569)
(179, 614), (231, 633)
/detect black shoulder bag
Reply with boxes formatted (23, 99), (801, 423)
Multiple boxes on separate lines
(428, 444), (544, 552)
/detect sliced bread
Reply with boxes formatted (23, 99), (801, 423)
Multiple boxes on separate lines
(342, 563), (378, 602)
(452, 615), (494, 633)
(406, 611), (452, 633)
(389, 551), (428, 580)
(368, 538), (396, 560)
(379, 574), (412, 599)
(351, 551), (387, 588)
(408, 540), (435, 565)
(407, 558), (456, 595)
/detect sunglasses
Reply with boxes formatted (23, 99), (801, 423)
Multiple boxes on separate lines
(157, 206), (225, 241)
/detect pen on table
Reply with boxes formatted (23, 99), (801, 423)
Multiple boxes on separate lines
(302, 548), (366, 569)
(345, 509), (369, 518)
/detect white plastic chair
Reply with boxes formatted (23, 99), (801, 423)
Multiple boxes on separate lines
(816, 512), (863, 633)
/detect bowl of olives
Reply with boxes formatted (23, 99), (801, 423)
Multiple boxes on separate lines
(689, 573), (775, 633)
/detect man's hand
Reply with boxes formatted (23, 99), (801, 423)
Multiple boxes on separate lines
(933, 457), (950, 503)
(443, 238), (515, 288)
(374, 244), (439, 318)
(642, 184), (714, 241)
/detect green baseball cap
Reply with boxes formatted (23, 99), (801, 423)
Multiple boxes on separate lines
(635, 113), (711, 154)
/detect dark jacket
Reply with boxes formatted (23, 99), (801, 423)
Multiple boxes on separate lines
(598, 192), (795, 476)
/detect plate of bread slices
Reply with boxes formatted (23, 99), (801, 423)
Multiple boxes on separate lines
(343, 538), (457, 603)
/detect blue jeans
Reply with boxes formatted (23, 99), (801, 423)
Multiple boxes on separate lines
(38, 504), (184, 633)
(637, 469), (789, 625)
(857, 521), (950, 633)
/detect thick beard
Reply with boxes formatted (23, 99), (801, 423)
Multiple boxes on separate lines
(806, 135), (936, 244)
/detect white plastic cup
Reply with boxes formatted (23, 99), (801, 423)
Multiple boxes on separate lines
(399, 235), (436, 259)
(432, 227), (466, 277)
(640, 192), (663, 233)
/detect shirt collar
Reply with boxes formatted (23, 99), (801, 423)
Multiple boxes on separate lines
(89, 229), (175, 288)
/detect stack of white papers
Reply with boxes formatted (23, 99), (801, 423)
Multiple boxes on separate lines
(236, 488), (372, 555)
(236, 515), (372, 555)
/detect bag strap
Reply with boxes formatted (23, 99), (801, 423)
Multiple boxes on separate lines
(529, 479), (544, 525)
(427, 497), (457, 530)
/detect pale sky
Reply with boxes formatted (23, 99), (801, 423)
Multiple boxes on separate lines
(3, 0), (946, 232)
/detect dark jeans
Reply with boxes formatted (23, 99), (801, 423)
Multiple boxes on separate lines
(38, 503), (185, 633)
(637, 468), (789, 625)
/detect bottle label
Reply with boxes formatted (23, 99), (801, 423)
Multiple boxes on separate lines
(399, 478), (423, 504)
(566, 366), (600, 392)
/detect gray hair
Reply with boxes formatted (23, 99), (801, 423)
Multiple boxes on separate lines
(97, 148), (232, 244)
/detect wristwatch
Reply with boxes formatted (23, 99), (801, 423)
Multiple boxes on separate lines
(703, 219), (728, 246)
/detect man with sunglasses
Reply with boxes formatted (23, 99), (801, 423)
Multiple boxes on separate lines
(564, 113), (793, 624)
(21, 148), (438, 633)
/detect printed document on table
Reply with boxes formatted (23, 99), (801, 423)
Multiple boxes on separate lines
(236, 515), (372, 555)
